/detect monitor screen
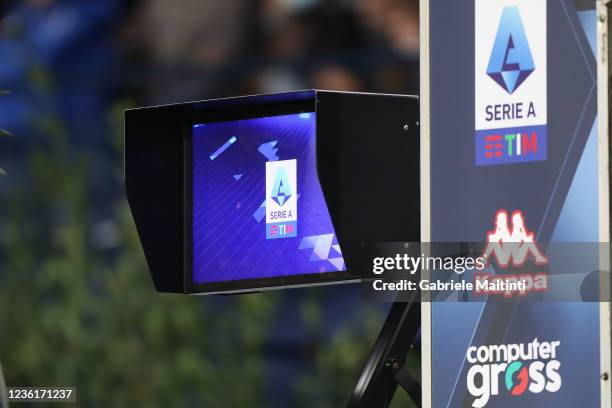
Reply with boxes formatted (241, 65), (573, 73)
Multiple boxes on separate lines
(192, 112), (345, 285)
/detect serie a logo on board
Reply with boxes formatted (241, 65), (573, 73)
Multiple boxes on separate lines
(475, 1), (548, 166)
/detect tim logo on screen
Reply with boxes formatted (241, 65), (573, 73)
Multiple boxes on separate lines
(266, 160), (297, 239)
(466, 339), (562, 407)
(475, 1), (547, 166)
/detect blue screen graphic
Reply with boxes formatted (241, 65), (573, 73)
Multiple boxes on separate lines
(192, 113), (345, 284)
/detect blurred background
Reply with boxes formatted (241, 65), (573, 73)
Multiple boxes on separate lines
(0, 0), (419, 406)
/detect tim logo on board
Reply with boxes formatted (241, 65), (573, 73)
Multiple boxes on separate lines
(265, 159), (297, 239)
(475, 1), (547, 166)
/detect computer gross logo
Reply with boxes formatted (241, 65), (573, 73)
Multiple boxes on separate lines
(475, 1), (547, 166)
(466, 338), (562, 407)
(265, 159), (297, 239)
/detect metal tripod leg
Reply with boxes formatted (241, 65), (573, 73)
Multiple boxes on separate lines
(347, 300), (421, 408)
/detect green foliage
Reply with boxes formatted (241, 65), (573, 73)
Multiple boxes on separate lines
(293, 294), (420, 408)
(0, 107), (279, 407)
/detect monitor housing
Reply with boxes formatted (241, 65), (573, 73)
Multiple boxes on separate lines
(125, 90), (420, 294)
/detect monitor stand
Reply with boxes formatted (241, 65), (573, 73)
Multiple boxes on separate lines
(347, 300), (421, 407)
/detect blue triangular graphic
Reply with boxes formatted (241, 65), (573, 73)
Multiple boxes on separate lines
(501, 70), (520, 93)
(328, 258), (344, 270)
(299, 236), (318, 249)
(271, 167), (292, 207)
(487, 6), (535, 94)
(258, 140), (279, 161)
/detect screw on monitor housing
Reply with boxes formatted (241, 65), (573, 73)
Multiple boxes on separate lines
(600, 14), (606, 23)
(603, 372), (609, 381)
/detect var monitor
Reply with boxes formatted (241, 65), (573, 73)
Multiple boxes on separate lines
(124, 90), (420, 294)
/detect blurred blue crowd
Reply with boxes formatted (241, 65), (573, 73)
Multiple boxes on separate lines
(0, 0), (418, 149)
(0, 0), (124, 149)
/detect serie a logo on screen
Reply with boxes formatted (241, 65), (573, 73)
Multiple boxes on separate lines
(466, 338), (562, 407)
(265, 159), (298, 239)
